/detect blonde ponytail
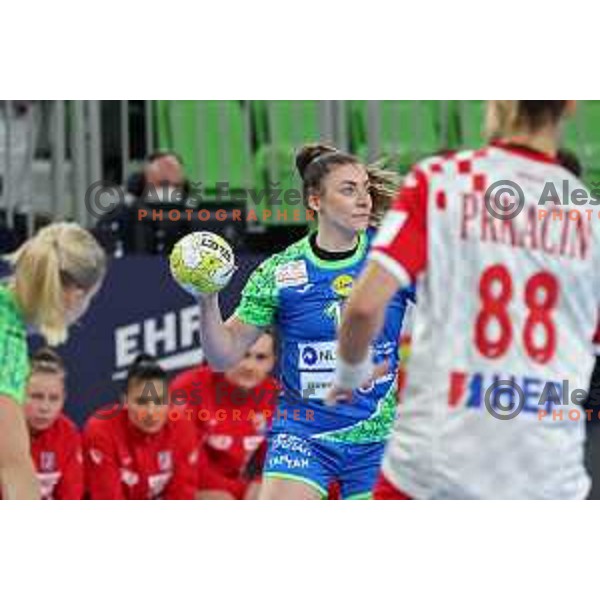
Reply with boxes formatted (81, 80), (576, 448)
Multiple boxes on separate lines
(485, 101), (519, 140)
(366, 162), (401, 228)
(7, 223), (106, 346)
(485, 100), (568, 140)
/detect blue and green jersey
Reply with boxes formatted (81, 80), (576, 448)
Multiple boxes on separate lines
(235, 229), (415, 444)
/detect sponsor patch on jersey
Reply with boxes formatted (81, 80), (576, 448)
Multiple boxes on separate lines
(120, 468), (140, 487)
(299, 371), (335, 401)
(243, 435), (264, 453)
(36, 472), (61, 500)
(40, 451), (56, 472)
(298, 341), (337, 370)
(158, 450), (173, 472)
(274, 260), (308, 288)
(447, 370), (570, 418)
(148, 473), (172, 498)
(331, 274), (354, 298)
(207, 434), (233, 451)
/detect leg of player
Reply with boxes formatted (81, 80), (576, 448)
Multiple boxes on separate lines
(258, 432), (339, 500)
(259, 477), (323, 500)
(196, 490), (236, 500)
(339, 442), (387, 500)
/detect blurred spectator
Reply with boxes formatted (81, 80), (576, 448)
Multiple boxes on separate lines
(0, 101), (46, 252)
(170, 332), (278, 500)
(0, 101), (41, 212)
(127, 151), (188, 201)
(24, 348), (84, 500)
(83, 354), (198, 499)
(94, 151), (193, 257)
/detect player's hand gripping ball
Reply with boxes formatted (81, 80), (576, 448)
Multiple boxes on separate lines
(170, 232), (236, 296)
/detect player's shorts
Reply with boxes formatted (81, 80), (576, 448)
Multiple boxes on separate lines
(373, 472), (414, 500)
(263, 431), (385, 499)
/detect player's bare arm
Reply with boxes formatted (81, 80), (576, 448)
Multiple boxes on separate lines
(339, 262), (400, 362)
(198, 294), (264, 371)
(329, 262), (401, 401)
(0, 396), (40, 500)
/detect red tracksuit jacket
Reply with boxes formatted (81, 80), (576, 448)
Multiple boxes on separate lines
(83, 408), (198, 500)
(170, 365), (279, 499)
(30, 414), (84, 500)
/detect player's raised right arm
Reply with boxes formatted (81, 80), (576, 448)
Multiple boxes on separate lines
(199, 252), (278, 371)
(198, 294), (263, 371)
(170, 233), (275, 371)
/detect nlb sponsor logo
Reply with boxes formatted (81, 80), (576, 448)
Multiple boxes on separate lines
(298, 341), (337, 370)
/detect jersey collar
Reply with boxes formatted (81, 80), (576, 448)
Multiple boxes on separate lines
(490, 140), (559, 164)
(304, 230), (368, 270)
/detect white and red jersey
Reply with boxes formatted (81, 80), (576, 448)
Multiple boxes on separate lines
(371, 141), (600, 499)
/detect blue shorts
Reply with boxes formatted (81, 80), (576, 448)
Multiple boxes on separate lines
(263, 432), (385, 499)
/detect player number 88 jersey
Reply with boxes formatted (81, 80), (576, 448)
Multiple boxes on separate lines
(370, 142), (600, 499)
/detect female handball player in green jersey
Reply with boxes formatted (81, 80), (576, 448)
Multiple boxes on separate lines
(0, 223), (106, 499)
(198, 144), (415, 500)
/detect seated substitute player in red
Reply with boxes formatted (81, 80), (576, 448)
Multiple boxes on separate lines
(22, 348), (83, 500)
(84, 354), (198, 500)
(331, 101), (600, 500)
(170, 332), (278, 500)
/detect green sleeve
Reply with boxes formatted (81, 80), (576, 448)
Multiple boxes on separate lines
(0, 325), (29, 405)
(234, 256), (279, 328)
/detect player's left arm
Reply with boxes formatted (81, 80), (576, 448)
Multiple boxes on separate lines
(340, 263), (400, 364)
(0, 396), (40, 499)
(0, 327), (39, 499)
(337, 266), (416, 366)
(327, 264), (402, 403)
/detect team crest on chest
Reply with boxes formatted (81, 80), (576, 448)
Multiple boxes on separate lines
(158, 450), (173, 471)
(40, 451), (56, 472)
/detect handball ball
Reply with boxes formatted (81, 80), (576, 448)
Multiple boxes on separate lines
(169, 232), (236, 295)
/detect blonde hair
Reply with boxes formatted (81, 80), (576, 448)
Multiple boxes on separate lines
(485, 100), (567, 140)
(7, 223), (106, 346)
(366, 162), (401, 227)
